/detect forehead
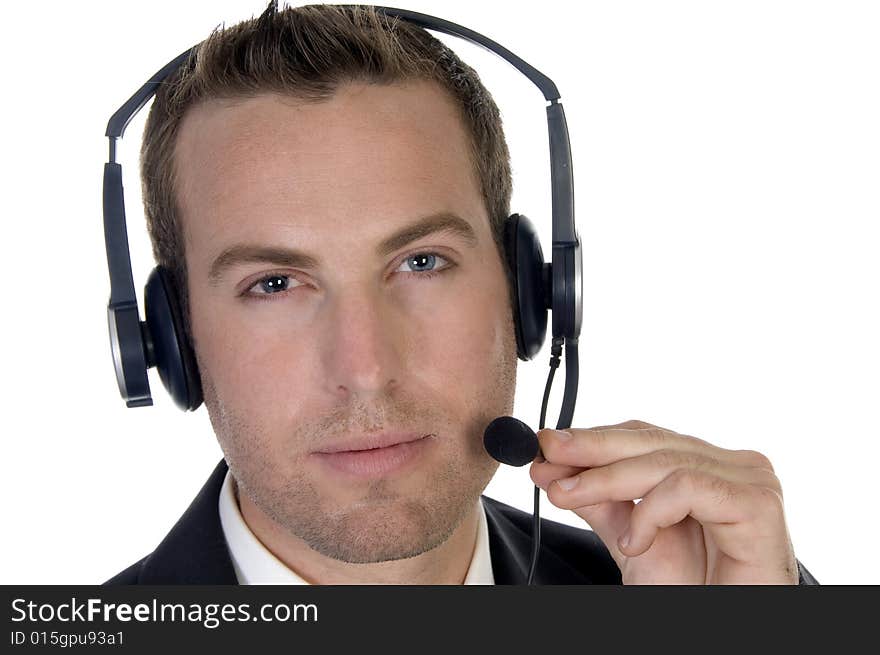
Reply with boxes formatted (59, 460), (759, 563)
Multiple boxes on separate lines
(172, 81), (488, 259)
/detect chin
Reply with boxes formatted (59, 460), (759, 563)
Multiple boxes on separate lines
(299, 496), (461, 564)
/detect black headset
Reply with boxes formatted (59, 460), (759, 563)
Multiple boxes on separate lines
(103, 4), (582, 585)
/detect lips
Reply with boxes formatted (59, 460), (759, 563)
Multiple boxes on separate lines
(315, 432), (428, 454)
(312, 433), (435, 478)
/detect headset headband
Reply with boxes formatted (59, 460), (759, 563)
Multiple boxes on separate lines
(103, 5), (581, 428)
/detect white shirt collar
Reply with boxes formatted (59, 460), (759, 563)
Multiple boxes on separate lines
(218, 468), (495, 585)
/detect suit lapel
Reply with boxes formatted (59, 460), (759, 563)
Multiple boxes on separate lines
(482, 495), (531, 584)
(138, 458), (238, 584)
(482, 495), (601, 585)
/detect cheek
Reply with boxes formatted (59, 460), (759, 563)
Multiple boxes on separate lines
(193, 300), (313, 416)
(410, 282), (512, 397)
(421, 305), (485, 364)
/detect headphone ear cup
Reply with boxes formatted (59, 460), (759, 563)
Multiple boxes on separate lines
(504, 213), (548, 360)
(143, 266), (203, 411)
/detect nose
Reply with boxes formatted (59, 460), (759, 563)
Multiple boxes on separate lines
(319, 284), (404, 401)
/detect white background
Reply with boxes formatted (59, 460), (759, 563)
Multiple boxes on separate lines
(1, 0), (877, 584)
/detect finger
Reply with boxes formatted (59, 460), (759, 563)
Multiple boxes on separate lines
(568, 499), (635, 572)
(537, 425), (765, 471)
(589, 419), (670, 432)
(529, 460), (635, 570)
(529, 460), (583, 491)
(545, 448), (782, 510)
(529, 459), (637, 569)
(618, 468), (787, 564)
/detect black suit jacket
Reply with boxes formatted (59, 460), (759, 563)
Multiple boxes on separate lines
(104, 458), (819, 585)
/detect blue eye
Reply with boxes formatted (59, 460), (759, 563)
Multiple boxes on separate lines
(395, 252), (450, 276)
(251, 274), (299, 296)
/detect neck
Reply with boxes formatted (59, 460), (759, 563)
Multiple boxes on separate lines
(234, 475), (481, 585)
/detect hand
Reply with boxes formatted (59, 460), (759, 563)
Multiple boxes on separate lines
(529, 419), (799, 584)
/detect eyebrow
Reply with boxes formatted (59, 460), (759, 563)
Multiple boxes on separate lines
(207, 211), (479, 286)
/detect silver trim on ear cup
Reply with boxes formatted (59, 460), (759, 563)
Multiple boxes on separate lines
(573, 231), (582, 336)
(107, 307), (126, 398)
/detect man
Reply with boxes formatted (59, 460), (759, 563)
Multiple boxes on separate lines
(105, 2), (817, 585)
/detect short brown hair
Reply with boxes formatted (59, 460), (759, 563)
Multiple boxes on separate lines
(140, 1), (513, 348)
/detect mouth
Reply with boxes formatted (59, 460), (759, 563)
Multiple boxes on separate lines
(312, 433), (434, 479)
(315, 432), (429, 454)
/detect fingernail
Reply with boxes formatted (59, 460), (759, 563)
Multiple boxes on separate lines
(555, 475), (579, 491)
(546, 429), (572, 441)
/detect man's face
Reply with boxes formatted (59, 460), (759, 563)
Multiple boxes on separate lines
(175, 80), (518, 563)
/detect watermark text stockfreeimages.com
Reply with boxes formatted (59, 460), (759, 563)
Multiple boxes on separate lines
(11, 596), (317, 630)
